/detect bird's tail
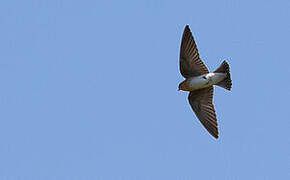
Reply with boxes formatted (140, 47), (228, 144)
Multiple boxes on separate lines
(214, 60), (232, 91)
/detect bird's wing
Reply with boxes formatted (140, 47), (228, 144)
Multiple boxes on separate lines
(180, 25), (209, 78)
(188, 86), (218, 138)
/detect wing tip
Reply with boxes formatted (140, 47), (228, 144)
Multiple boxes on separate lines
(184, 24), (190, 32)
(213, 133), (219, 139)
(207, 127), (219, 139)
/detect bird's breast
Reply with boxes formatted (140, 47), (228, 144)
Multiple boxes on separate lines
(186, 76), (209, 91)
(185, 73), (226, 91)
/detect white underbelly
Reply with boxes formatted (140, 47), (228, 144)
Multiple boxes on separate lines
(187, 73), (226, 90)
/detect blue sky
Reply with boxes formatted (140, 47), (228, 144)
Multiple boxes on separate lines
(1, 0), (290, 179)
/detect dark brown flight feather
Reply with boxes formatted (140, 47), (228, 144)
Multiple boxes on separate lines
(179, 25), (209, 78)
(214, 60), (232, 91)
(188, 86), (218, 139)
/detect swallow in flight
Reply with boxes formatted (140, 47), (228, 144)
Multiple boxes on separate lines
(178, 25), (232, 139)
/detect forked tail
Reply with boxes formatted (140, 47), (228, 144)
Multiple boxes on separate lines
(214, 60), (232, 90)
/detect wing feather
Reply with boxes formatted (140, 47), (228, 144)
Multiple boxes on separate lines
(180, 25), (209, 78)
(188, 87), (219, 138)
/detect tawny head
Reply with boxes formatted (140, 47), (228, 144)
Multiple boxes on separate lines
(178, 80), (189, 91)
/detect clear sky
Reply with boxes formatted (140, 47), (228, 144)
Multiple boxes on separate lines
(1, 0), (290, 179)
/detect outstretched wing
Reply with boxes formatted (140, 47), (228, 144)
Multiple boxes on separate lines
(180, 25), (209, 78)
(188, 86), (218, 138)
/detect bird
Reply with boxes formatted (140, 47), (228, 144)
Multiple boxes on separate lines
(178, 25), (232, 139)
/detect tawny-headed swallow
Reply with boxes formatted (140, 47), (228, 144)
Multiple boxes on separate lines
(178, 25), (232, 139)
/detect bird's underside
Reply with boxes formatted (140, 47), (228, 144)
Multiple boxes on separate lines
(179, 25), (232, 139)
(179, 72), (227, 91)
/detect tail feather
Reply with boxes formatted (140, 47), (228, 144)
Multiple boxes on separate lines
(214, 60), (232, 91)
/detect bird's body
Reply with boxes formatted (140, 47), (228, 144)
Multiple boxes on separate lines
(178, 25), (232, 139)
(179, 72), (226, 91)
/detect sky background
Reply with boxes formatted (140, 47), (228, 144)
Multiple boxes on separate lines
(1, 0), (290, 179)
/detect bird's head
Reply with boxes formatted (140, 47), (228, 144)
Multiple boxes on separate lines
(178, 80), (188, 91)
